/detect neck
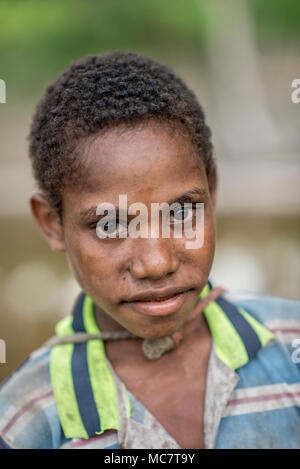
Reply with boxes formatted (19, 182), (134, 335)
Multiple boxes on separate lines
(104, 310), (212, 371)
(94, 299), (211, 363)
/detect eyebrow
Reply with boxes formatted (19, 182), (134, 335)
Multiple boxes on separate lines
(78, 187), (208, 222)
(167, 187), (208, 206)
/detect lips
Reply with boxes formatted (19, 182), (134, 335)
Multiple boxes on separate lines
(121, 288), (193, 317)
(139, 295), (176, 302)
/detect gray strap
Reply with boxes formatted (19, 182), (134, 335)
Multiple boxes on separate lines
(42, 330), (137, 347)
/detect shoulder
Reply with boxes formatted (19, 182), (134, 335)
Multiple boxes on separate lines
(225, 289), (300, 383)
(225, 289), (300, 343)
(0, 346), (65, 449)
(215, 290), (300, 448)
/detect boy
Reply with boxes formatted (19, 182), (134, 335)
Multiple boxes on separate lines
(0, 51), (299, 449)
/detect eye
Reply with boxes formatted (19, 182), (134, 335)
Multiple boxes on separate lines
(170, 206), (193, 224)
(95, 218), (128, 238)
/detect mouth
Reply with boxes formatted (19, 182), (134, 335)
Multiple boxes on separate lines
(121, 287), (194, 317)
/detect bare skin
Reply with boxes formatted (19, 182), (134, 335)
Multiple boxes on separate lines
(99, 306), (212, 449)
(30, 120), (217, 449)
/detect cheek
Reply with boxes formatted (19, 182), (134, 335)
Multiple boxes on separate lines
(65, 232), (116, 292)
(179, 207), (215, 272)
(201, 209), (216, 266)
(204, 210), (216, 253)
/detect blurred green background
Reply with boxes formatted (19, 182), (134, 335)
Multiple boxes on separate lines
(1, 0), (300, 381)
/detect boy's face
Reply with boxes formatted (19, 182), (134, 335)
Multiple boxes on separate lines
(32, 121), (217, 340)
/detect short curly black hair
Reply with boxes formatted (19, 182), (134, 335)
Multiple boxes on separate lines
(29, 50), (214, 218)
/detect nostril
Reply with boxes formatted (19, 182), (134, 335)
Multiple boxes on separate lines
(136, 259), (178, 280)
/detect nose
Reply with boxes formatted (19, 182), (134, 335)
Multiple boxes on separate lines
(129, 238), (180, 280)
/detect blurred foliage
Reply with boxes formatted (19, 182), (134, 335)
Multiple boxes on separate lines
(0, 0), (207, 98)
(253, 0), (300, 42)
(0, 0), (299, 99)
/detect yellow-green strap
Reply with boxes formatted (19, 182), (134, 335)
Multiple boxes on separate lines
(203, 300), (249, 370)
(82, 295), (120, 434)
(49, 315), (88, 439)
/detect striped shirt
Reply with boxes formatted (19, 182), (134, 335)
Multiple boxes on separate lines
(0, 289), (299, 449)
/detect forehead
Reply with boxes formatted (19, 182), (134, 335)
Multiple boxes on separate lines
(65, 121), (209, 208)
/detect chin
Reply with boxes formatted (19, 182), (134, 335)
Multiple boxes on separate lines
(133, 320), (182, 341)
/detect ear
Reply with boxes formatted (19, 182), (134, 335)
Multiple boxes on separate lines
(208, 163), (218, 209)
(30, 192), (66, 252)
